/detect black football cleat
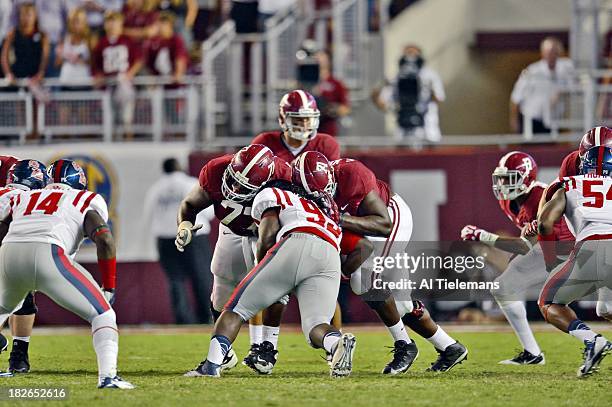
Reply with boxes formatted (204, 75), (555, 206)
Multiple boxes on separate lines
(499, 350), (545, 365)
(250, 341), (278, 375)
(577, 335), (611, 378)
(382, 340), (419, 375)
(242, 343), (260, 369)
(427, 342), (468, 372)
(8, 348), (30, 374)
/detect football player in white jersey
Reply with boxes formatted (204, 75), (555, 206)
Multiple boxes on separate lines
(538, 146), (612, 377)
(0, 159), (134, 389)
(185, 153), (356, 378)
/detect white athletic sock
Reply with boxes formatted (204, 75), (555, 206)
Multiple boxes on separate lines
(387, 321), (410, 343)
(12, 336), (30, 343)
(426, 326), (456, 351)
(323, 332), (341, 354)
(262, 325), (280, 349)
(249, 324), (263, 345)
(498, 301), (541, 355)
(91, 310), (119, 380)
(207, 335), (231, 365)
(568, 320), (598, 343)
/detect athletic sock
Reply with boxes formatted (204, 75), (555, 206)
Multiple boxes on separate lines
(498, 301), (541, 355)
(249, 324), (263, 345)
(426, 326), (456, 351)
(323, 332), (342, 354)
(262, 325), (280, 349)
(12, 338), (30, 353)
(207, 335), (232, 366)
(91, 311), (119, 380)
(12, 336), (30, 343)
(387, 320), (410, 343)
(568, 319), (598, 343)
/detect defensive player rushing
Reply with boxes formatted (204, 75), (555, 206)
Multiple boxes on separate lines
(461, 151), (574, 365)
(244, 90), (341, 371)
(0, 159), (133, 389)
(0, 155), (36, 374)
(537, 145), (612, 377)
(185, 154), (356, 378)
(176, 144), (291, 370)
(332, 157), (467, 373)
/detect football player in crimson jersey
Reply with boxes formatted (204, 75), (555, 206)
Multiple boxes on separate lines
(461, 151), (576, 365)
(0, 155), (36, 374)
(334, 157), (468, 373)
(176, 145), (290, 370)
(537, 146), (612, 377)
(251, 90), (340, 163)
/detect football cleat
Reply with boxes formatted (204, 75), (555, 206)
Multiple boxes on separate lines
(577, 335), (611, 378)
(242, 343), (260, 369)
(0, 371), (14, 378)
(250, 341), (278, 375)
(184, 360), (221, 378)
(498, 350), (545, 365)
(221, 348), (238, 371)
(0, 333), (7, 354)
(330, 333), (356, 378)
(98, 375), (135, 389)
(427, 342), (468, 372)
(8, 348), (30, 373)
(382, 340), (419, 375)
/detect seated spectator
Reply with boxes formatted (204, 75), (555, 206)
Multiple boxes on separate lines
(56, 7), (92, 88)
(144, 12), (189, 84)
(1, 2), (49, 86)
(123, 0), (159, 43)
(92, 11), (143, 137)
(153, 0), (197, 45)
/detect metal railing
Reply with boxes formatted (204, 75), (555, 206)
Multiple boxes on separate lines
(570, 0), (612, 69)
(331, 0), (367, 94)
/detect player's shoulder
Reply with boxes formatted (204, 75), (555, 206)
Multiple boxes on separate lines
(199, 155), (231, 179)
(312, 132), (339, 147)
(333, 158), (370, 176)
(558, 150), (581, 178)
(252, 131), (282, 146)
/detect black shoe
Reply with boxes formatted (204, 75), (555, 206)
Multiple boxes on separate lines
(250, 341), (278, 375)
(499, 349), (545, 365)
(427, 342), (468, 372)
(382, 340), (419, 375)
(8, 348), (30, 374)
(0, 333), (7, 354)
(242, 343), (260, 369)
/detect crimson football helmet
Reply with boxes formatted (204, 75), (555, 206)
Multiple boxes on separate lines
(279, 90), (320, 141)
(0, 155), (19, 188)
(222, 144), (275, 203)
(492, 151), (538, 200)
(578, 126), (612, 158)
(292, 151), (336, 197)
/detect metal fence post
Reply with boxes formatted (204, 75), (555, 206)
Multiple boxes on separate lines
(151, 87), (164, 142)
(102, 90), (113, 142)
(230, 41), (243, 134)
(251, 41), (263, 135)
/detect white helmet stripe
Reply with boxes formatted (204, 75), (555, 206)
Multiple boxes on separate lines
(298, 153), (312, 194)
(498, 151), (519, 168)
(296, 90), (309, 108)
(595, 126), (602, 146)
(240, 147), (270, 179)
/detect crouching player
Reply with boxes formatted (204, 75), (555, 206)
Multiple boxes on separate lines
(0, 159), (134, 388)
(186, 157), (356, 377)
(538, 146), (612, 377)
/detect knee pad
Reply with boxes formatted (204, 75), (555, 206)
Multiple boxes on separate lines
(92, 309), (117, 331)
(596, 301), (612, 320)
(13, 292), (37, 315)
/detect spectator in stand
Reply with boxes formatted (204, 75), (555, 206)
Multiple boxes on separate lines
(56, 7), (92, 89)
(311, 50), (350, 137)
(230, 0), (258, 34)
(192, 0), (221, 43)
(153, 0), (197, 45)
(92, 11), (143, 137)
(145, 11), (188, 84)
(1, 2), (49, 87)
(65, 0), (124, 44)
(510, 36), (575, 134)
(122, 0), (159, 44)
(0, 0), (13, 46)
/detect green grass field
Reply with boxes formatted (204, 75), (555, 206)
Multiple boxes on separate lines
(1, 326), (611, 406)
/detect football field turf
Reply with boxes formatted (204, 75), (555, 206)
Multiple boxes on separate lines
(2, 325), (610, 406)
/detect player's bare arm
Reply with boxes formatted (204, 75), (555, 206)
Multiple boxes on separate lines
(340, 191), (392, 237)
(537, 188), (566, 236)
(175, 184), (212, 251)
(84, 210), (116, 261)
(256, 208), (281, 262)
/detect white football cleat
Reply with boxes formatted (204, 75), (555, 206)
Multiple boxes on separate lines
(98, 375), (135, 389)
(330, 333), (356, 378)
(221, 349), (238, 371)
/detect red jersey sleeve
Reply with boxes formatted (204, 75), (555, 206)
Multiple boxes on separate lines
(336, 160), (377, 213)
(272, 156), (292, 181)
(128, 37), (143, 67)
(317, 133), (340, 160)
(515, 186), (544, 226)
(558, 150), (581, 178)
(173, 35), (188, 62)
(198, 156), (230, 194)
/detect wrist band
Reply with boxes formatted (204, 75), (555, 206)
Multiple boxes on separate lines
(99, 257), (117, 290)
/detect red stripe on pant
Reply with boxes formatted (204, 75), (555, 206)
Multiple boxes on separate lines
(538, 247), (579, 308)
(381, 198), (400, 258)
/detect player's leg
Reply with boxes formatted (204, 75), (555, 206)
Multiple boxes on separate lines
(294, 236), (355, 377)
(8, 293), (36, 373)
(37, 244), (133, 388)
(186, 236), (296, 377)
(538, 241), (611, 377)
(491, 245), (548, 364)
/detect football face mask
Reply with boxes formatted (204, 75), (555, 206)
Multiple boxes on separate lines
(283, 112), (320, 141)
(492, 169), (525, 201)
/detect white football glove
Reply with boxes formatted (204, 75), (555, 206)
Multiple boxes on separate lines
(461, 225), (498, 244)
(175, 221), (203, 252)
(103, 288), (116, 305)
